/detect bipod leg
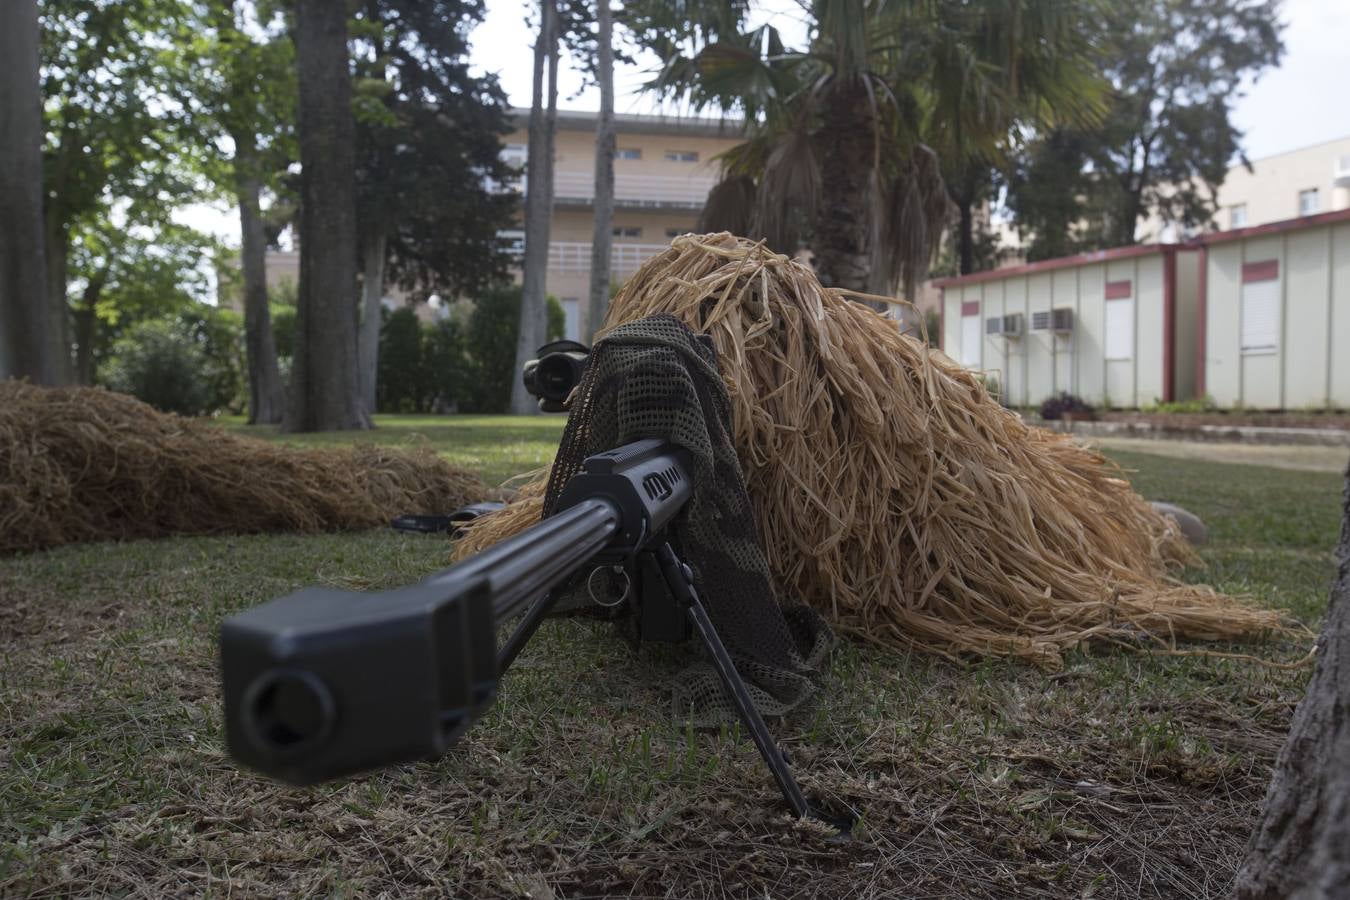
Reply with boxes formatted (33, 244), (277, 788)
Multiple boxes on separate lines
(653, 542), (816, 822)
(497, 589), (563, 674)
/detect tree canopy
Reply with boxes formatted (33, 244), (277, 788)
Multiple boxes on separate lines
(1008, 0), (1283, 257)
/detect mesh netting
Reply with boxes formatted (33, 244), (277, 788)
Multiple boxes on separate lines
(540, 315), (831, 722)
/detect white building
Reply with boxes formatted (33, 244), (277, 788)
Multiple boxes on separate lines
(1144, 135), (1350, 240)
(937, 207), (1350, 411)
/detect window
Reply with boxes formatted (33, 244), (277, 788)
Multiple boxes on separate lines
(664, 150), (699, 162)
(560, 298), (580, 342)
(616, 147), (641, 160)
(1104, 298), (1134, 360)
(664, 227), (685, 239)
(1229, 204), (1248, 229)
(960, 304), (981, 367)
(1241, 261), (1279, 353)
(1299, 188), (1319, 216)
(612, 226), (642, 238)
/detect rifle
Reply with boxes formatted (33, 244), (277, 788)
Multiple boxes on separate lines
(220, 438), (840, 827)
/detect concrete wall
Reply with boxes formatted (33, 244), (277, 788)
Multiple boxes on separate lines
(941, 248), (1193, 408)
(1139, 135), (1350, 241)
(1203, 218), (1350, 409)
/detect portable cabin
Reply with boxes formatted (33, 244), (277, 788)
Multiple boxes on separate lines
(934, 246), (1201, 408)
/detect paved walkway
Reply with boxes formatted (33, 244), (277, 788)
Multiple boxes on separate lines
(1092, 437), (1350, 473)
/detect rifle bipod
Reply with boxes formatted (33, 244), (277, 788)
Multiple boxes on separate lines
(499, 540), (852, 835)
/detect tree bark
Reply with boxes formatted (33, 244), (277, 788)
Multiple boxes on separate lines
(586, 0), (615, 342)
(509, 0), (558, 415)
(813, 85), (875, 299)
(44, 219), (72, 383)
(287, 0), (369, 432)
(233, 133), (285, 425)
(0, 0), (54, 384)
(71, 268), (107, 385)
(357, 229), (386, 416)
(1235, 460), (1350, 899)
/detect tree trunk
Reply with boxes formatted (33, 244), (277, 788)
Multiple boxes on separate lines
(357, 229), (386, 416)
(233, 134), (285, 425)
(509, 0), (558, 415)
(287, 0), (369, 432)
(586, 0), (615, 342)
(44, 220), (72, 383)
(0, 0), (53, 384)
(1234, 461), (1350, 899)
(813, 85), (875, 299)
(71, 268), (106, 385)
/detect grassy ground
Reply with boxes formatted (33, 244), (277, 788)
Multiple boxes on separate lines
(1, 417), (1343, 898)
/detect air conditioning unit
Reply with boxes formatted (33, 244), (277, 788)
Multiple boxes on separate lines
(1031, 308), (1073, 333)
(985, 313), (1024, 338)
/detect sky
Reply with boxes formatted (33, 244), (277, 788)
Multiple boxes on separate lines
(185, 0), (1350, 244)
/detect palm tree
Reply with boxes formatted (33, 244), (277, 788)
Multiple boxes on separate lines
(632, 0), (1104, 296)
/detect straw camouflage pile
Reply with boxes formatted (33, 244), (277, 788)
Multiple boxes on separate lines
(0, 382), (487, 553)
(458, 233), (1285, 668)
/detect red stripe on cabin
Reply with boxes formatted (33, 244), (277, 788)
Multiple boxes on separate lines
(961, 301), (979, 316)
(1242, 259), (1279, 283)
(1104, 280), (1132, 300)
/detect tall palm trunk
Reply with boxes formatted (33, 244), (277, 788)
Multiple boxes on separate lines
(287, 0), (369, 432)
(509, 0), (558, 414)
(233, 132), (285, 424)
(586, 0), (615, 341)
(71, 267), (107, 384)
(812, 87), (875, 295)
(0, 0), (54, 383)
(357, 229), (386, 415)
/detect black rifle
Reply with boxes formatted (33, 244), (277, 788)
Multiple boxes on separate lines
(220, 439), (835, 825)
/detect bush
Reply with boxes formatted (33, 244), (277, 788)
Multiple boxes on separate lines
(372, 288), (566, 415)
(462, 285), (564, 413)
(100, 312), (243, 416)
(1039, 392), (1096, 421)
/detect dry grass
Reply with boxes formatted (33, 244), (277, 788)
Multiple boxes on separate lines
(0, 382), (487, 553)
(460, 234), (1287, 668)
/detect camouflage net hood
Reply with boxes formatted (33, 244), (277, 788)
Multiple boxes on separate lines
(540, 314), (832, 720)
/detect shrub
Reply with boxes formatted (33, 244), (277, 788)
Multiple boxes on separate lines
(1039, 392), (1096, 421)
(372, 288), (566, 415)
(100, 314), (242, 416)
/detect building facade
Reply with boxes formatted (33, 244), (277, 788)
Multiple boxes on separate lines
(936, 245), (1201, 409)
(937, 206), (1350, 411)
(501, 108), (743, 339)
(1143, 135), (1350, 241)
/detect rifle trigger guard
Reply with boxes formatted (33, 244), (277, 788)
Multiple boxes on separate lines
(587, 564), (630, 608)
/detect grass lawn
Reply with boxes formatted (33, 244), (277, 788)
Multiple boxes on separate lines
(1, 416), (1343, 898)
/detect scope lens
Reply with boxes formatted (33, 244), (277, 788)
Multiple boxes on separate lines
(244, 670), (335, 753)
(535, 354), (580, 401)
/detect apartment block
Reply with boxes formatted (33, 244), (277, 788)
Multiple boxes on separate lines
(1143, 135), (1350, 240)
(500, 108), (743, 339)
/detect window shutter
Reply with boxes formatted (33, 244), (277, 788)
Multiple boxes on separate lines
(1104, 298), (1134, 360)
(960, 314), (982, 367)
(1241, 279), (1279, 352)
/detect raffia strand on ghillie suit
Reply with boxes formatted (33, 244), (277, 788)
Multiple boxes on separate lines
(458, 233), (1287, 670)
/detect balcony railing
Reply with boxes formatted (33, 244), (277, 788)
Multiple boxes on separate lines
(538, 170), (718, 209)
(547, 241), (669, 275)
